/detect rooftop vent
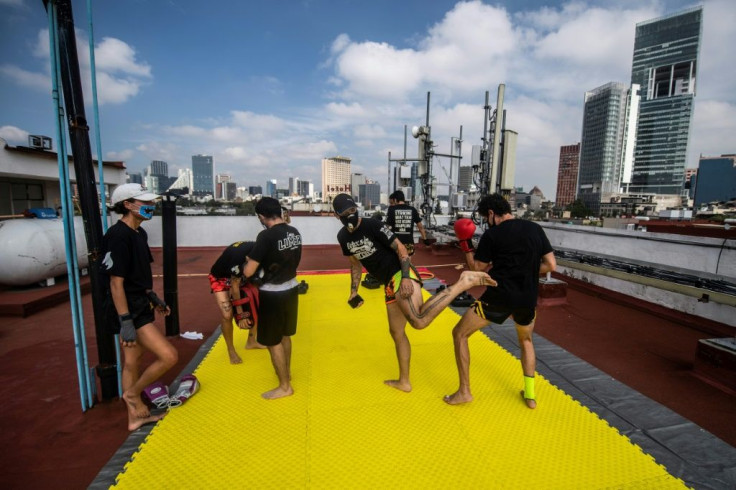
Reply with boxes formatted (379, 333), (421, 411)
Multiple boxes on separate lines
(28, 135), (52, 150)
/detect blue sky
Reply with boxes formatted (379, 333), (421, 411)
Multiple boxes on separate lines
(1, 0), (734, 199)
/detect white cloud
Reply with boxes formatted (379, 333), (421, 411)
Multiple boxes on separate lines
(0, 125), (29, 144)
(4, 29), (151, 107)
(0, 64), (49, 92)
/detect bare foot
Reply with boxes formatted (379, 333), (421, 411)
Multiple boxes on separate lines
(384, 379), (412, 392)
(128, 412), (164, 431)
(261, 386), (294, 400)
(458, 270), (497, 288)
(245, 340), (267, 350)
(122, 391), (150, 419)
(228, 350), (243, 364)
(521, 390), (537, 409)
(443, 391), (473, 405)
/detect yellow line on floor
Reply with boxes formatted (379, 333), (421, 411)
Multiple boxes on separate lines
(112, 273), (685, 489)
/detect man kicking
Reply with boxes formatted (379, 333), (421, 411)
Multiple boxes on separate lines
(332, 193), (495, 392)
(208, 241), (265, 364)
(444, 193), (556, 408)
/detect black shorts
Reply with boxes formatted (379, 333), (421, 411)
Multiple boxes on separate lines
(104, 292), (155, 334)
(473, 302), (536, 327)
(257, 287), (298, 346)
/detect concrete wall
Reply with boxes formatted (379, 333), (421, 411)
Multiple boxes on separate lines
(539, 222), (736, 328)
(125, 215), (344, 248)
(539, 222), (736, 281)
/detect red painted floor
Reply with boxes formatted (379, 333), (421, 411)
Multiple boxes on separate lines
(0, 244), (733, 489)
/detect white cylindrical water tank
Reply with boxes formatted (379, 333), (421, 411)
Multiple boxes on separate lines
(0, 218), (89, 286)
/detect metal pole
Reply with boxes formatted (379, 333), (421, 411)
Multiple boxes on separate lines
(46, 0), (118, 400)
(162, 193), (180, 336)
(47, 1), (92, 411)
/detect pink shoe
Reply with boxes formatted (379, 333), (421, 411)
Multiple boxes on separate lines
(141, 381), (170, 410)
(169, 374), (200, 407)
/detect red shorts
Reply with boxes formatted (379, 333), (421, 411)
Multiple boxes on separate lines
(208, 274), (230, 293)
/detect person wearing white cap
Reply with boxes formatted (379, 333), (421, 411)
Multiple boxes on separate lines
(100, 183), (178, 431)
(332, 193), (496, 393)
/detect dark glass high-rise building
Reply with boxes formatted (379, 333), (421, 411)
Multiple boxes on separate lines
(191, 155), (214, 197)
(630, 7), (703, 195)
(578, 82), (630, 214)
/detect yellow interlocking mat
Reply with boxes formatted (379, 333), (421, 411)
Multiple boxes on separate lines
(112, 273), (685, 489)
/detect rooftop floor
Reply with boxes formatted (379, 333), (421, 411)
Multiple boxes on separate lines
(0, 244), (734, 488)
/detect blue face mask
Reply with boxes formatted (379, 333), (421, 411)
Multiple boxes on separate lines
(137, 204), (155, 219)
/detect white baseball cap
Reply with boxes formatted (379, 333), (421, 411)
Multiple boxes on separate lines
(110, 183), (160, 205)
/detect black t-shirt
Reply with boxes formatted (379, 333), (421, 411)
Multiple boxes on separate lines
(99, 220), (154, 294)
(386, 203), (421, 244)
(248, 223), (302, 285)
(337, 217), (401, 285)
(210, 241), (255, 279)
(474, 219), (553, 308)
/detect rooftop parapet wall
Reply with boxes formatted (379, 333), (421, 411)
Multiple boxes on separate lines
(539, 222), (736, 282)
(132, 215), (343, 248)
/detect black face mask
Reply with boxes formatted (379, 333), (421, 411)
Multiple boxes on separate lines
(489, 212), (497, 227)
(340, 212), (360, 232)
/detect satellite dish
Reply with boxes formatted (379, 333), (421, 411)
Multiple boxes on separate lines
(313, 204), (322, 213)
(411, 126), (420, 138)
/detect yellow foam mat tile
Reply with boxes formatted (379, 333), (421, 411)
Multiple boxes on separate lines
(112, 274), (686, 489)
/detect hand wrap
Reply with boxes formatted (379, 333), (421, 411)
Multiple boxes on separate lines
(147, 290), (167, 309)
(119, 313), (136, 343)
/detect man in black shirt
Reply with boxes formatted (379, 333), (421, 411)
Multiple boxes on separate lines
(243, 197), (302, 399)
(444, 193), (556, 409)
(333, 193), (494, 392)
(385, 190), (428, 256)
(208, 241), (264, 364)
(100, 183), (178, 431)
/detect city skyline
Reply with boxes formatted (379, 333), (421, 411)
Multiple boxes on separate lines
(1, 0), (734, 199)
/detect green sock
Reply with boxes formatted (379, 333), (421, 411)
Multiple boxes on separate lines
(524, 375), (535, 400)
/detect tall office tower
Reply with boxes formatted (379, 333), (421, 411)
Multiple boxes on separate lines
(630, 7), (703, 195)
(351, 173), (366, 201)
(297, 180), (312, 198)
(225, 182), (237, 201)
(358, 181), (381, 208)
(694, 155), (736, 206)
(321, 156), (351, 204)
(555, 143), (580, 209)
(288, 177), (300, 196)
(147, 160), (177, 193)
(457, 166), (473, 193)
(192, 155), (214, 197)
(150, 160), (168, 178)
(248, 185), (262, 196)
(265, 179), (277, 198)
(578, 82), (631, 214)
(127, 172), (143, 185)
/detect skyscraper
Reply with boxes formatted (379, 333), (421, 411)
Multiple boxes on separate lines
(321, 156), (351, 204)
(555, 143), (580, 209)
(578, 82), (631, 214)
(192, 155), (214, 197)
(630, 7), (703, 195)
(266, 179), (277, 198)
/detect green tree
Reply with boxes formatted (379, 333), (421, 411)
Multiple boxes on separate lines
(566, 199), (591, 219)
